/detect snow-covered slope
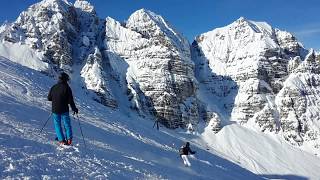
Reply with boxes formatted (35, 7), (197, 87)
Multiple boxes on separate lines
(1, 56), (320, 179)
(0, 57), (258, 179)
(202, 124), (320, 178)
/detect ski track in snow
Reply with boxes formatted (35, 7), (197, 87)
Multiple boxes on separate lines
(0, 58), (268, 179)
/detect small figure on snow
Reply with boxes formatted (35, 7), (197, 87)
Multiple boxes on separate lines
(179, 142), (196, 167)
(48, 72), (78, 146)
(187, 123), (194, 134)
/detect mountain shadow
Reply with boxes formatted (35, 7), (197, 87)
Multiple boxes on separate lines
(191, 41), (239, 129)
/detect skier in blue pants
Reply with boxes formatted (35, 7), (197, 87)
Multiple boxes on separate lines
(48, 72), (78, 145)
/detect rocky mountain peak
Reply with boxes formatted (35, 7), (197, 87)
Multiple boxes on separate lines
(305, 49), (316, 62)
(2, 0), (78, 70)
(35, 0), (72, 12)
(275, 29), (306, 58)
(295, 49), (320, 74)
(126, 9), (189, 56)
(105, 10), (198, 128)
(126, 8), (158, 28)
(74, 0), (96, 14)
(235, 17), (273, 36)
(193, 17), (320, 154)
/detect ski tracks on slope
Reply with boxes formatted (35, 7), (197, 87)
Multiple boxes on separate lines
(0, 58), (167, 179)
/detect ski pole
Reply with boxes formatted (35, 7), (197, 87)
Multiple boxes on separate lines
(39, 113), (52, 135)
(75, 114), (86, 148)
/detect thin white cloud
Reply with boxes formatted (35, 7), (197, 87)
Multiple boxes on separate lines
(294, 27), (320, 36)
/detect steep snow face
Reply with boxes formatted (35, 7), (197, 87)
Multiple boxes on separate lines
(201, 124), (320, 179)
(73, 0), (118, 108)
(0, 42), (49, 71)
(80, 47), (117, 108)
(193, 17), (320, 154)
(105, 10), (199, 128)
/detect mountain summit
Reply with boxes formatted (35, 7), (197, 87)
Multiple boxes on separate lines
(192, 17), (320, 154)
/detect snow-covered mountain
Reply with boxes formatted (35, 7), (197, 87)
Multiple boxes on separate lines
(1, 0), (320, 179)
(192, 17), (320, 154)
(104, 9), (199, 128)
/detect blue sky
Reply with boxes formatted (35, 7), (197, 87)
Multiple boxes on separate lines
(0, 0), (320, 50)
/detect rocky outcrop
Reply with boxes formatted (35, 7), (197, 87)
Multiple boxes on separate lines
(3, 0), (78, 70)
(274, 50), (320, 150)
(104, 9), (199, 128)
(192, 17), (295, 124)
(193, 17), (320, 153)
(0, 0), (118, 108)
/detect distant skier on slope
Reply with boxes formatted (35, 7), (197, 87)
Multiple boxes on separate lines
(48, 72), (78, 146)
(179, 142), (196, 167)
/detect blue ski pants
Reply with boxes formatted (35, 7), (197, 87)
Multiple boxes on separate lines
(52, 112), (72, 141)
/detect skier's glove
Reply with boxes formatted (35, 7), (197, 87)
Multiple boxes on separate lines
(73, 108), (79, 115)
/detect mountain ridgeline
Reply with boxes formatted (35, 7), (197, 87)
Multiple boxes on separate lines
(0, 0), (319, 154)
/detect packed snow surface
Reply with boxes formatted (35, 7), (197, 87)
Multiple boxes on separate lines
(1, 56), (320, 179)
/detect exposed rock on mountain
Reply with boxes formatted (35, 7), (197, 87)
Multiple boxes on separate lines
(2, 0), (78, 70)
(0, 0), (118, 107)
(192, 17), (320, 153)
(104, 9), (199, 128)
(273, 50), (320, 151)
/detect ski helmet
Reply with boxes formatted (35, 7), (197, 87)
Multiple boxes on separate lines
(59, 72), (70, 82)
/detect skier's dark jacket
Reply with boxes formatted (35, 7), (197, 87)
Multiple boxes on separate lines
(179, 144), (196, 156)
(48, 80), (77, 114)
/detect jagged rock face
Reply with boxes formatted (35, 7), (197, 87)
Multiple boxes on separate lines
(274, 51), (320, 150)
(275, 29), (307, 58)
(193, 17), (320, 153)
(2, 0), (103, 68)
(0, 23), (10, 38)
(74, 0), (117, 108)
(1, 0), (118, 108)
(193, 17), (305, 125)
(73, 0), (101, 62)
(3, 0), (79, 69)
(104, 10), (199, 128)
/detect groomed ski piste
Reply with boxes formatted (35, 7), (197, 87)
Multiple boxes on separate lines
(1, 56), (320, 179)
